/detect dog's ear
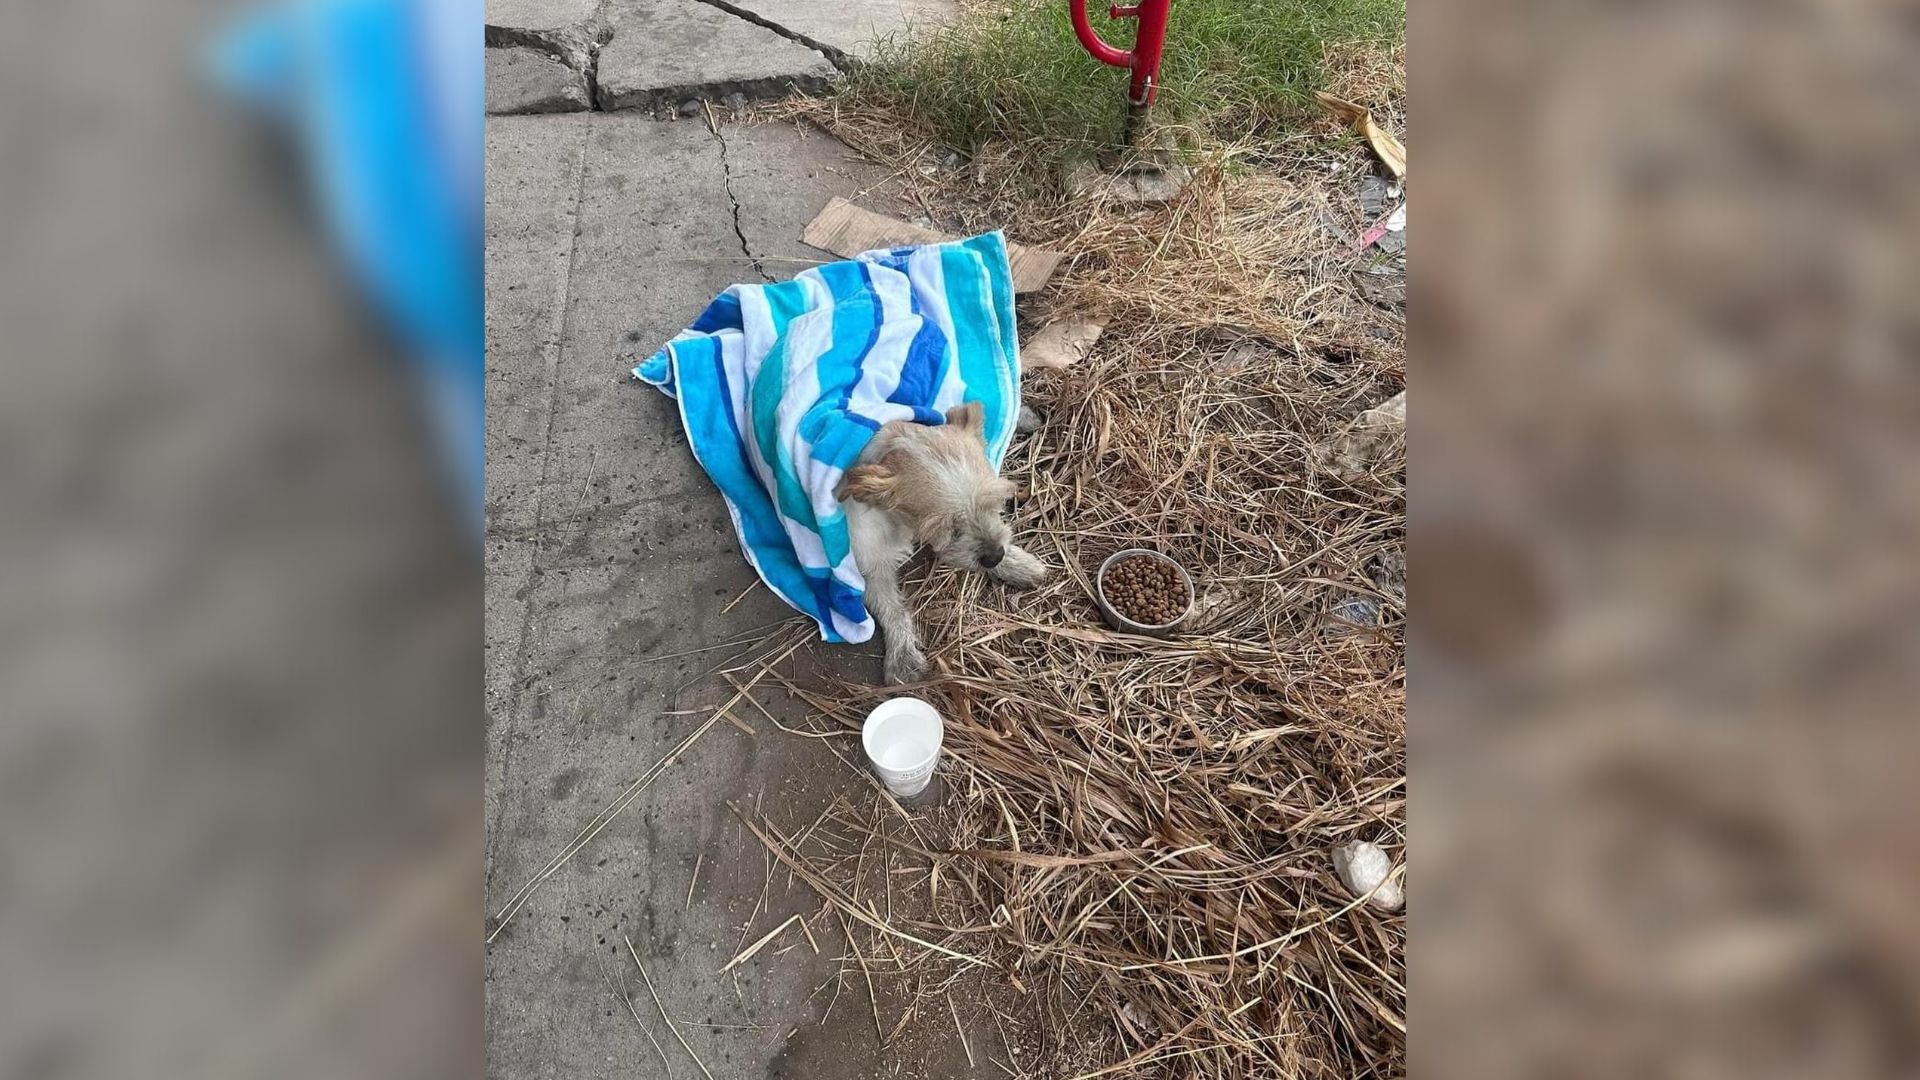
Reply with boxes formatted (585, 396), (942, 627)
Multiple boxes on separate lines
(839, 464), (896, 505)
(945, 401), (985, 436)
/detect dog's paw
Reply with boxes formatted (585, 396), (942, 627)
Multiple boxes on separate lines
(992, 546), (1050, 589)
(1015, 405), (1045, 433)
(884, 646), (928, 685)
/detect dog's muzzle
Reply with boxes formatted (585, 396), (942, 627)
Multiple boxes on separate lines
(979, 543), (1005, 569)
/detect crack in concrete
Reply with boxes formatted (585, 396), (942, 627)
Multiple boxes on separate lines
(485, 24), (594, 73)
(486, 7), (613, 113)
(682, 0), (857, 72)
(581, 1), (615, 110)
(583, 42), (604, 110)
(489, 0), (852, 115)
(706, 120), (771, 282)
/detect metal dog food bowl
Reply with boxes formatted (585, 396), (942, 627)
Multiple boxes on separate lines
(1094, 548), (1195, 637)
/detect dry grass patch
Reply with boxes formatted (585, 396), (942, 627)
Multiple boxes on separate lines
(739, 42), (1405, 1080)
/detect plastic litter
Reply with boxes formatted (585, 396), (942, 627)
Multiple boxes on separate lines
(862, 697), (944, 798)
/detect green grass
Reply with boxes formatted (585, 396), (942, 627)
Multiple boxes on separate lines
(849, 0), (1405, 152)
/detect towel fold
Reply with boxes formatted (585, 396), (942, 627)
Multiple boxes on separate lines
(634, 231), (1020, 643)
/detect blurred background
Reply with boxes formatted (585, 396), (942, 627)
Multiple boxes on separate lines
(1418, 0), (1920, 1076)
(0, 0), (478, 1077)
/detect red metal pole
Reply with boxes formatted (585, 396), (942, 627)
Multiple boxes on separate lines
(1069, 0), (1172, 106)
(1119, 0), (1170, 107)
(1070, 0), (1131, 68)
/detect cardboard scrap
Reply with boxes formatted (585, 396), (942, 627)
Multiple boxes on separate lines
(1314, 92), (1407, 179)
(801, 197), (1064, 293)
(1022, 318), (1108, 370)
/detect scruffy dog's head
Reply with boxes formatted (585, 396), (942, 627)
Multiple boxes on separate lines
(839, 402), (1017, 569)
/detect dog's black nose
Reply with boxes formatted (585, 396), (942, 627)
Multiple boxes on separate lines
(979, 545), (1005, 569)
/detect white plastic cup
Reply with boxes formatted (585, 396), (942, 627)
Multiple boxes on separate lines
(861, 697), (944, 798)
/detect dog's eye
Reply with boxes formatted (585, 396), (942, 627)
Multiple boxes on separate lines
(1002, 497), (1016, 515)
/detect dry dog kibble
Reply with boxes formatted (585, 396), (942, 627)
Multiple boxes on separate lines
(1103, 556), (1189, 626)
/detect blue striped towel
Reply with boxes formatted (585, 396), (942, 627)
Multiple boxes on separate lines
(633, 231), (1021, 644)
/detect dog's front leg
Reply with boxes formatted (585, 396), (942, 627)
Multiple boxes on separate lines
(989, 544), (1050, 589)
(862, 563), (928, 684)
(934, 543), (1049, 588)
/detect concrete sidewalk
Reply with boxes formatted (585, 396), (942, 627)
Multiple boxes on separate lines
(486, 0), (951, 115)
(483, 110), (1007, 1077)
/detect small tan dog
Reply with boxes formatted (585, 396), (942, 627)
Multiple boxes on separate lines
(838, 402), (1049, 683)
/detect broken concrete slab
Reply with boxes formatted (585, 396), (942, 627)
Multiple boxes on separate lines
(708, 0), (954, 60)
(486, 45), (592, 113)
(486, 0), (607, 75)
(1065, 159), (1192, 204)
(488, 0), (602, 27)
(597, 0), (838, 113)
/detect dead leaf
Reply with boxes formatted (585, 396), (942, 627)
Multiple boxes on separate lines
(1314, 92), (1407, 179)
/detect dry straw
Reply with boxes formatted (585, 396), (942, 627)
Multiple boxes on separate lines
(741, 53), (1404, 1079)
